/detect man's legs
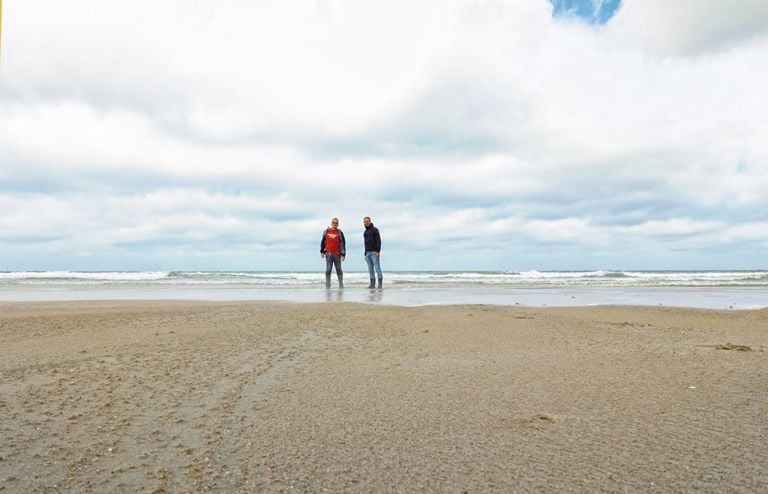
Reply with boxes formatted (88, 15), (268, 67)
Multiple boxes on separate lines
(370, 253), (383, 288)
(365, 252), (376, 288)
(325, 254), (343, 288)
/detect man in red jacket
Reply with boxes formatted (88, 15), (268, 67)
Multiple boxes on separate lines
(320, 217), (346, 288)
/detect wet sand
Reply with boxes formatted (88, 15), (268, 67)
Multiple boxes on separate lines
(1, 301), (766, 492)
(3, 284), (767, 310)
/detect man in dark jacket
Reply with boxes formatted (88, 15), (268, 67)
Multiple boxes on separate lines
(363, 216), (382, 288)
(320, 217), (346, 288)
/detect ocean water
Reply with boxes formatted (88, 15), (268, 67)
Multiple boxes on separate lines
(1, 271), (767, 309)
(2, 270), (767, 287)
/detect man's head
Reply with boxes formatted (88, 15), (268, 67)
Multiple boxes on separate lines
(330, 218), (339, 228)
(363, 217), (372, 227)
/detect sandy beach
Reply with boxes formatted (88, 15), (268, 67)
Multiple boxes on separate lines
(1, 301), (766, 492)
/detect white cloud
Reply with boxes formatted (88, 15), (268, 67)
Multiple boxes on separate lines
(720, 222), (768, 242)
(607, 0), (768, 56)
(618, 219), (724, 237)
(0, 0), (766, 270)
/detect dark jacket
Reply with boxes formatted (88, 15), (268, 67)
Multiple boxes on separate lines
(320, 228), (346, 256)
(363, 224), (381, 253)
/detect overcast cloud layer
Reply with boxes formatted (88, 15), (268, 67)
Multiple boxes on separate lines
(1, 0), (767, 271)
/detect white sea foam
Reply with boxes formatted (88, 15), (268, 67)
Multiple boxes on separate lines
(0, 271), (171, 282)
(0, 270), (766, 287)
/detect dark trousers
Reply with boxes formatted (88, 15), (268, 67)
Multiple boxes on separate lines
(325, 254), (343, 287)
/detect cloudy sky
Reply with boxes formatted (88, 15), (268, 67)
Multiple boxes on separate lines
(1, 0), (767, 272)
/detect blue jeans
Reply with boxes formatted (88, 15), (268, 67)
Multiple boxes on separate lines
(365, 251), (382, 279)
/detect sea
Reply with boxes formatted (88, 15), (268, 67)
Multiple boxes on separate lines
(1, 270), (767, 309)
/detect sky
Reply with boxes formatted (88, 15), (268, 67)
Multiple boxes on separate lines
(0, 0), (767, 272)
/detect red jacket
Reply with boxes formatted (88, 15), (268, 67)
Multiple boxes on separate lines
(320, 228), (346, 256)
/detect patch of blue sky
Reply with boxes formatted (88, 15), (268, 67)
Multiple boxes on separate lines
(551, 0), (622, 25)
